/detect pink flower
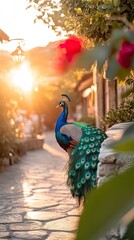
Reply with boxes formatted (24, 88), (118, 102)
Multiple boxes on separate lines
(55, 36), (83, 73)
(117, 40), (134, 68)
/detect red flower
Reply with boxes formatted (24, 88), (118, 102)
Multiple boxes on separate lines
(55, 52), (69, 73)
(55, 36), (83, 73)
(117, 41), (134, 68)
(59, 36), (82, 61)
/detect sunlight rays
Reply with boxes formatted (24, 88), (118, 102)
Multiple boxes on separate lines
(11, 62), (34, 93)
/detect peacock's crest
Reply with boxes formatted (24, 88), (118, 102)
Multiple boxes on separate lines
(61, 93), (71, 102)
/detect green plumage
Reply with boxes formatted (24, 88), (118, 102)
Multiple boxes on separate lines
(67, 123), (107, 203)
(55, 95), (107, 204)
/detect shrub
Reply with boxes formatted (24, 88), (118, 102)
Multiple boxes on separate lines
(101, 99), (134, 128)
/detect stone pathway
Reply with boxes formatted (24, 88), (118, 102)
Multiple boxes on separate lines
(0, 131), (81, 240)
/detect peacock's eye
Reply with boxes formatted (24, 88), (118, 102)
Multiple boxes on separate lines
(85, 172), (91, 180)
(89, 143), (94, 148)
(84, 162), (90, 169)
(84, 137), (89, 143)
(81, 158), (85, 164)
(91, 162), (97, 169)
(59, 100), (65, 107)
(83, 144), (87, 150)
(75, 162), (81, 170)
(72, 170), (76, 176)
(68, 170), (76, 177)
(92, 175), (96, 181)
(86, 149), (91, 154)
(81, 177), (86, 184)
(86, 131), (91, 135)
(92, 156), (97, 161)
(90, 137), (95, 142)
(77, 182), (82, 189)
(91, 148), (96, 153)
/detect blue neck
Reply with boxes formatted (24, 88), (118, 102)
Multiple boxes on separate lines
(55, 105), (68, 132)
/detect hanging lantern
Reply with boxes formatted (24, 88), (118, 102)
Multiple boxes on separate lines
(11, 45), (25, 64)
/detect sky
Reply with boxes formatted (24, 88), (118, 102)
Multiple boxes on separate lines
(0, 0), (62, 51)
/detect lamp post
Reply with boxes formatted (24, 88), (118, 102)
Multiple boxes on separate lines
(11, 44), (25, 64)
(7, 38), (25, 64)
(0, 29), (25, 64)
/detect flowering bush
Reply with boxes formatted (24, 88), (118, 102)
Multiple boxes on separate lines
(75, 28), (134, 83)
(117, 40), (134, 68)
(53, 29), (134, 81)
(54, 36), (83, 73)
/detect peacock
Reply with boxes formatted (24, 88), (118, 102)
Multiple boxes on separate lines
(55, 94), (107, 204)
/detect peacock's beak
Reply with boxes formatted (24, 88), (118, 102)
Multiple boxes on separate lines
(56, 105), (60, 108)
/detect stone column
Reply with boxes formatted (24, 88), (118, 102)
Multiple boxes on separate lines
(93, 66), (105, 128)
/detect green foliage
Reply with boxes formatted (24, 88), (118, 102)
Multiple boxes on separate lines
(101, 99), (134, 128)
(76, 165), (134, 240)
(26, 0), (134, 43)
(0, 80), (18, 158)
(76, 28), (134, 82)
(0, 119), (16, 158)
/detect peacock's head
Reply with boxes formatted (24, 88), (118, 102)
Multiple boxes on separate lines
(57, 94), (71, 108)
(57, 100), (66, 108)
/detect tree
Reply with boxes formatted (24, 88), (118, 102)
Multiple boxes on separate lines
(26, 0), (134, 43)
(0, 79), (19, 157)
(0, 52), (23, 158)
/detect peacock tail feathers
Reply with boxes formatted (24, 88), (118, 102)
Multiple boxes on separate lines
(55, 94), (107, 204)
(66, 124), (107, 204)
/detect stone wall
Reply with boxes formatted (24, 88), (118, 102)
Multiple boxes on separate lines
(25, 137), (44, 151)
(0, 136), (45, 172)
(97, 122), (134, 240)
(16, 136), (44, 153)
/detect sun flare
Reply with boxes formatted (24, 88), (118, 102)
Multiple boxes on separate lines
(11, 62), (34, 92)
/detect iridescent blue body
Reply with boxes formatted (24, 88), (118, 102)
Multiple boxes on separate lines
(55, 98), (107, 203)
(55, 102), (72, 151)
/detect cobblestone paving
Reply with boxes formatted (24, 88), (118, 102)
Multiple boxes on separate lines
(0, 131), (81, 240)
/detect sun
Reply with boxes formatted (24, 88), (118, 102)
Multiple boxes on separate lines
(11, 62), (35, 92)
